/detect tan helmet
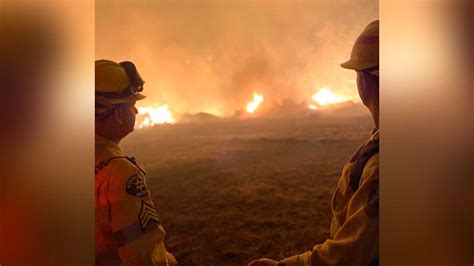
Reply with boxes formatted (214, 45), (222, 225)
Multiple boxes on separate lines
(95, 59), (146, 105)
(341, 20), (379, 75)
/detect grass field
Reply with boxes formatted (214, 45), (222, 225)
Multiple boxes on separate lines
(122, 115), (373, 265)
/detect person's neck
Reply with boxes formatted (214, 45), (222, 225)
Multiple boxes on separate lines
(368, 102), (379, 130)
(96, 131), (122, 144)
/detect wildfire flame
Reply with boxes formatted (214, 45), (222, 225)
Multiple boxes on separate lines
(246, 92), (264, 113)
(135, 104), (175, 129)
(310, 88), (347, 107)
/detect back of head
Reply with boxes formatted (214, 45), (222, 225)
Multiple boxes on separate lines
(95, 60), (146, 140)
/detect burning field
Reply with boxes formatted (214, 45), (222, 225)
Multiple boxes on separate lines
(96, 1), (379, 264)
(122, 112), (373, 265)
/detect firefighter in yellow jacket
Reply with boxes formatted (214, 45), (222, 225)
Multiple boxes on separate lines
(95, 59), (177, 266)
(249, 20), (380, 266)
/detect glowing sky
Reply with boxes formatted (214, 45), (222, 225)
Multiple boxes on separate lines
(96, 0), (378, 117)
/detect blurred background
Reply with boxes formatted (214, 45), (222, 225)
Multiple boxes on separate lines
(0, 0), (94, 265)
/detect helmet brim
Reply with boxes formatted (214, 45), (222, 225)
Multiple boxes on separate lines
(96, 93), (146, 106)
(340, 60), (377, 71)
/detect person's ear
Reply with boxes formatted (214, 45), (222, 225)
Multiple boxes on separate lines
(357, 72), (366, 91)
(364, 73), (379, 95)
(113, 106), (123, 125)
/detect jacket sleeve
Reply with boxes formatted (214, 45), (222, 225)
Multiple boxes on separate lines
(108, 160), (169, 266)
(280, 156), (379, 266)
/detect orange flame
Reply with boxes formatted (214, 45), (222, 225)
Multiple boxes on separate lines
(310, 88), (347, 107)
(246, 92), (264, 113)
(135, 104), (175, 128)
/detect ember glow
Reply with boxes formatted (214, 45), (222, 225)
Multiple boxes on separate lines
(311, 88), (347, 107)
(135, 104), (175, 128)
(308, 104), (318, 110)
(246, 92), (264, 114)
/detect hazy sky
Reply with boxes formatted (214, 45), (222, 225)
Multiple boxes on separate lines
(96, 0), (378, 116)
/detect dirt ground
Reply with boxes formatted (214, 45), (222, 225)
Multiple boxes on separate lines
(122, 115), (372, 266)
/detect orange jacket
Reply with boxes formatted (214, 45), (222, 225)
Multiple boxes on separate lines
(281, 130), (379, 266)
(95, 135), (169, 266)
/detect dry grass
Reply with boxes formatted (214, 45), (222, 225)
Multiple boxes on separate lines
(122, 115), (372, 265)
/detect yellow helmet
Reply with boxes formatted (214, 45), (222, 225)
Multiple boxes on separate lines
(341, 20), (379, 75)
(95, 59), (146, 105)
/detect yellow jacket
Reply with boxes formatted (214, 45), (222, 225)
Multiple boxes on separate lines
(281, 130), (379, 266)
(95, 135), (169, 266)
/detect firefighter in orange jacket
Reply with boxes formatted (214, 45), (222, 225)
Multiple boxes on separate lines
(248, 20), (380, 266)
(95, 59), (177, 266)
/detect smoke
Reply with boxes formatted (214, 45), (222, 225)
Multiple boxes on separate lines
(96, 0), (378, 116)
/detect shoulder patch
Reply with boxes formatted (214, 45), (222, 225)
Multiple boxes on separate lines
(138, 201), (160, 231)
(125, 174), (149, 198)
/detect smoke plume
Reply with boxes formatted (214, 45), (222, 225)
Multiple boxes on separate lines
(96, 0), (378, 117)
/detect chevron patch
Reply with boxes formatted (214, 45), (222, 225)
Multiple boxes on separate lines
(138, 201), (160, 231)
